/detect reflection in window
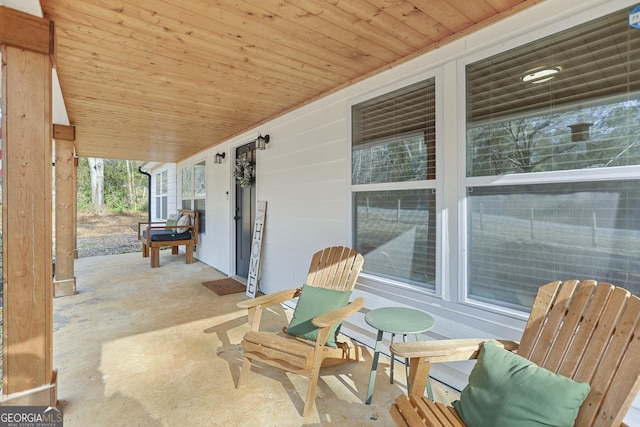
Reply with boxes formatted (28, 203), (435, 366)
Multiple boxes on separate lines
(465, 6), (640, 305)
(181, 162), (205, 233)
(355, 190), (436, 288)
(155, 170), (167, 219)
(467, 181), (640, 309)
(352, 79), (436, 184)
(466, 7), (640, 178)
(352, 78), (437, 289)
(182, 166), (192, 200)
(194, 162), (206, 198)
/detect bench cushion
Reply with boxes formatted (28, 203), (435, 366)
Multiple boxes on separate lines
(143, 229), (192, 242)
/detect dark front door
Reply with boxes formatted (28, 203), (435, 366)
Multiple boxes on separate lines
(235, 142), (256, 279)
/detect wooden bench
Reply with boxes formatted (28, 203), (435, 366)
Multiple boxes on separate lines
(137, 210), (199, 268)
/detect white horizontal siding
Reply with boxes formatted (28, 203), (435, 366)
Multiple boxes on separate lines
(175, 152), (231, 272)
(175, 0), (640, 423)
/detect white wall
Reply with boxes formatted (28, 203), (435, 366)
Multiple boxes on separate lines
(145, 163), (177, 222)
(177, 0), (640, 422)
(176, 151), (232, 272)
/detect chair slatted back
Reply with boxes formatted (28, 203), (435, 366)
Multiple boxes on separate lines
(518, 280), (640, 427)
(305, 246), (364, 292)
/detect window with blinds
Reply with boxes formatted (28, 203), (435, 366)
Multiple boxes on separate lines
(351, 78), (437, 289)
(181, 162), (206, 233)
(155, 170), (167, 220)
(468, 181), (640, 308)
(466, 7), (640, 177)
(465, 6), (640, 307)
(352, 79), (436, 184)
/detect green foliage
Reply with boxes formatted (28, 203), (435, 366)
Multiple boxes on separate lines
(76, 158), (149, 212)
(76, 157), (93, 210)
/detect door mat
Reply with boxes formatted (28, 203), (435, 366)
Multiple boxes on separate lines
(202, 278), (246, 296)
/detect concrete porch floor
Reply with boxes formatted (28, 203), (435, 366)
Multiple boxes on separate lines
(54, 251), (459, 426)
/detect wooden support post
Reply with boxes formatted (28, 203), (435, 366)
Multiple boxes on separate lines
(74, 157), (79, 259)
(54, 125), (77, 297)
(1, 6), (57, 405)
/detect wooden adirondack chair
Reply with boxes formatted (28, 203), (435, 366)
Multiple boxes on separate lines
(390, 280), (640, 427)
(237, 246), (365, 416)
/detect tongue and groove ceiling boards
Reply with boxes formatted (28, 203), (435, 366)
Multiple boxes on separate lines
(39, 0), (539, 162)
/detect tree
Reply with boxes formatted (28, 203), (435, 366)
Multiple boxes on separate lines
(126, 160), (137, 209)
(87, 157), (105, 212)
(77, 158), (148, 212)
(467, 99), (640, 177)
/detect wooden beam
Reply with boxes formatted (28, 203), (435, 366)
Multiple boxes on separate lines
(2, 43), (56, 404)
(0, 6), (52, 55)
(54, 126), (77, 297)
(53, 123), (75, 141)
(74, 157), (79, 259)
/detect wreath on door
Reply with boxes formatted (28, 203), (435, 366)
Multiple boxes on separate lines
(234, 156), (255, 187)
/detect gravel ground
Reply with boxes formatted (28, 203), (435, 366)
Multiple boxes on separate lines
(75, 210), (148, 257)
(77, 233), (142, 258)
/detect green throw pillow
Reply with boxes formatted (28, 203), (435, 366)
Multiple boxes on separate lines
(165, 214), (181, 231)
(452, 341), (591, 427)
(286, 284), (352, 348)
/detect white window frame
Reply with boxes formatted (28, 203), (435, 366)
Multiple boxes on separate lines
(348, 71), (445, 297)
(180, 160), (206, 233)
(457, 3), (640, 313)
(154, 170), (168, 220)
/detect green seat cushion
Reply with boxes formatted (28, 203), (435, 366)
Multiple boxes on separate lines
(286, 284), (352, 348)
(452, 341), (591, 427)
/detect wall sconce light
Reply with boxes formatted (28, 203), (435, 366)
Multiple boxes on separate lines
(256, 134), (270, 150)
(215, 152), (226, 164)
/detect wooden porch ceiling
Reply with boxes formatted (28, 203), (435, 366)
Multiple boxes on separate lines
(40, 0), (541, 163)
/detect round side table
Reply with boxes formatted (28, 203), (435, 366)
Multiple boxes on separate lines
(365, 306), (435, 404)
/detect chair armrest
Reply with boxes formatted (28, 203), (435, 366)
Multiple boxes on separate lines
(311, 297), (364, 348)
(312, 297), (364, 328)
(138, 221), (166, 230)
(145, 224), (174, 229)
(152, 223), (197, 233)
(394, 338), (520, 399)
(391, 338), (520, 363)
(137, 221), (168, 239)
(237, 288), (300, 310)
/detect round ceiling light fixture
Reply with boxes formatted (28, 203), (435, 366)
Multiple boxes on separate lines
(522, 67), (561, 84)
